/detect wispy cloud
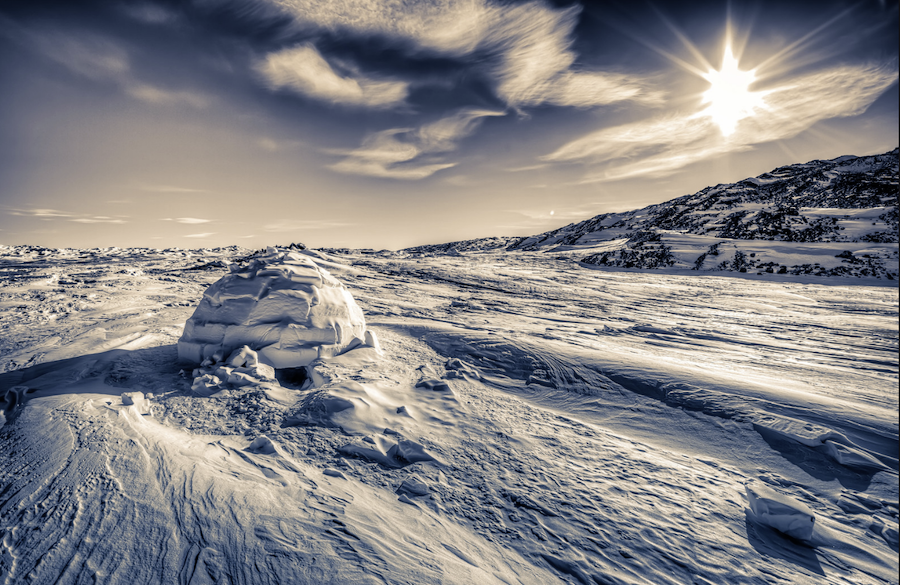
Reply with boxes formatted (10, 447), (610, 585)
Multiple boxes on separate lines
(544, 62), (898, 182)
(161, 217), (214, 224)
(1, 20), (206, 109)
(119, 2), (179, 25)
(9, 208), (74, 219)
(258, 43), (408, 108)
(70, 216), (128, 224)
(480, 3), (663, 109)
(184, 232), (216, 238)
(125, 83), (208, 108)
(8, 208), (128, 223)
(257, 137), (303, 152)
(140, 184), (209, 194)
(19, 27), (129, 81)
(329, 108), (505, 179)
(263, 220), (353, 232)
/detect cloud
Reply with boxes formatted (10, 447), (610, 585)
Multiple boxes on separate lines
(125, 83), (208, 108)
(9, 208), (75, 219)
(140, 185), (209, 194)
(329, 108), (505, 179)
(258, 43), (408, 108)
(70, 217), (128, 224)
(1, 20), (206, 109)
(262, 0), (658, 110)
(263, 220), (354, 232)
(257, 137), (304, 152)
(476, 3), (662, 109)
(543, 62), (898, 182)
(119, 2), (180, 25)
(184, 232), (216, 238)
(161, 217), (214, 224)
(7, 208), (128, 223)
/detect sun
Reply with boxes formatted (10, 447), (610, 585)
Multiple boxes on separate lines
(702, 43), (764, 136)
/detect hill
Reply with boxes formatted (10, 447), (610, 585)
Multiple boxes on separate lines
(405, 148), (899, 279)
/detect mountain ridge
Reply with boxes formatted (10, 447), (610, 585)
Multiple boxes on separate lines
(402, 148), (899, 279)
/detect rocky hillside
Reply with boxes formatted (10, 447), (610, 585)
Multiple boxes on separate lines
(509, 148), (898, 250)
(404, 148), (899, 280)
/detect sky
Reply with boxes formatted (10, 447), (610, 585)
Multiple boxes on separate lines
(0, 0), (897, 250)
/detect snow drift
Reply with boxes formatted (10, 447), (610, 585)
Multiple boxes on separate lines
(177, 248), (368, 368)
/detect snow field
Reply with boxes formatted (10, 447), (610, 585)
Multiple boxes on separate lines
(0, 246), (897, 584)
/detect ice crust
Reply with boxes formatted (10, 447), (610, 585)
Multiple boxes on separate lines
(177, 248), (367, 368)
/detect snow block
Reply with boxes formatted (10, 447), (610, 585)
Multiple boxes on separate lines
(120, 391), (149, 413)
(364, 329), (381, 352)
(415, 378), (452, 392)
(248, 435), (278, 455)
(226, 345), (259, 368)
(750, 412), (842, 447)
(191, 374), (221, 396)
(396, 476), (430, 497)
(177, 248), (367, 366)
(750, 411), (886, 470)
(745, 482), (816, 541)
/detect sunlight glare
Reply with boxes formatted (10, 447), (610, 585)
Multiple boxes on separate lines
(702, 43), (763, 136)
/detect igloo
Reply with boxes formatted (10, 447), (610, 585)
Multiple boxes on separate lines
(177, 248), (368, 368)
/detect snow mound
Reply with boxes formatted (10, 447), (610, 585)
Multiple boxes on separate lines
(746, 482), (816, 541)
(177, 248), (368, 368)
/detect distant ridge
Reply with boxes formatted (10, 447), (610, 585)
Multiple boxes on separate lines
(402, 148), (899, 280)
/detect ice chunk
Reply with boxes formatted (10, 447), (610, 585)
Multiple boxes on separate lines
(745, 482), (816, 541)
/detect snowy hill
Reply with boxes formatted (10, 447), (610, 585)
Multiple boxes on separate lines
(405, 149), (899, 279)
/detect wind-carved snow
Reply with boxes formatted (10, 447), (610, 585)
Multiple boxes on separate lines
(0, 245), (897, 584)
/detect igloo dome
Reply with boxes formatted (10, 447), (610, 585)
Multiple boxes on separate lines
(177, 248), (367, 368)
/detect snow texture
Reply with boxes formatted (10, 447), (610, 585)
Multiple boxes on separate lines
(0, 235), (897, 585)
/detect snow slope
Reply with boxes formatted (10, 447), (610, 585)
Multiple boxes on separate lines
(0, 245), (897, 584)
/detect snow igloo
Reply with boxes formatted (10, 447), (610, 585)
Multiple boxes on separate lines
(177, 248), (368, 368)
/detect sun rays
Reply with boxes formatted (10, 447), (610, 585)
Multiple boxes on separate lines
(701, 41), (765, 136)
